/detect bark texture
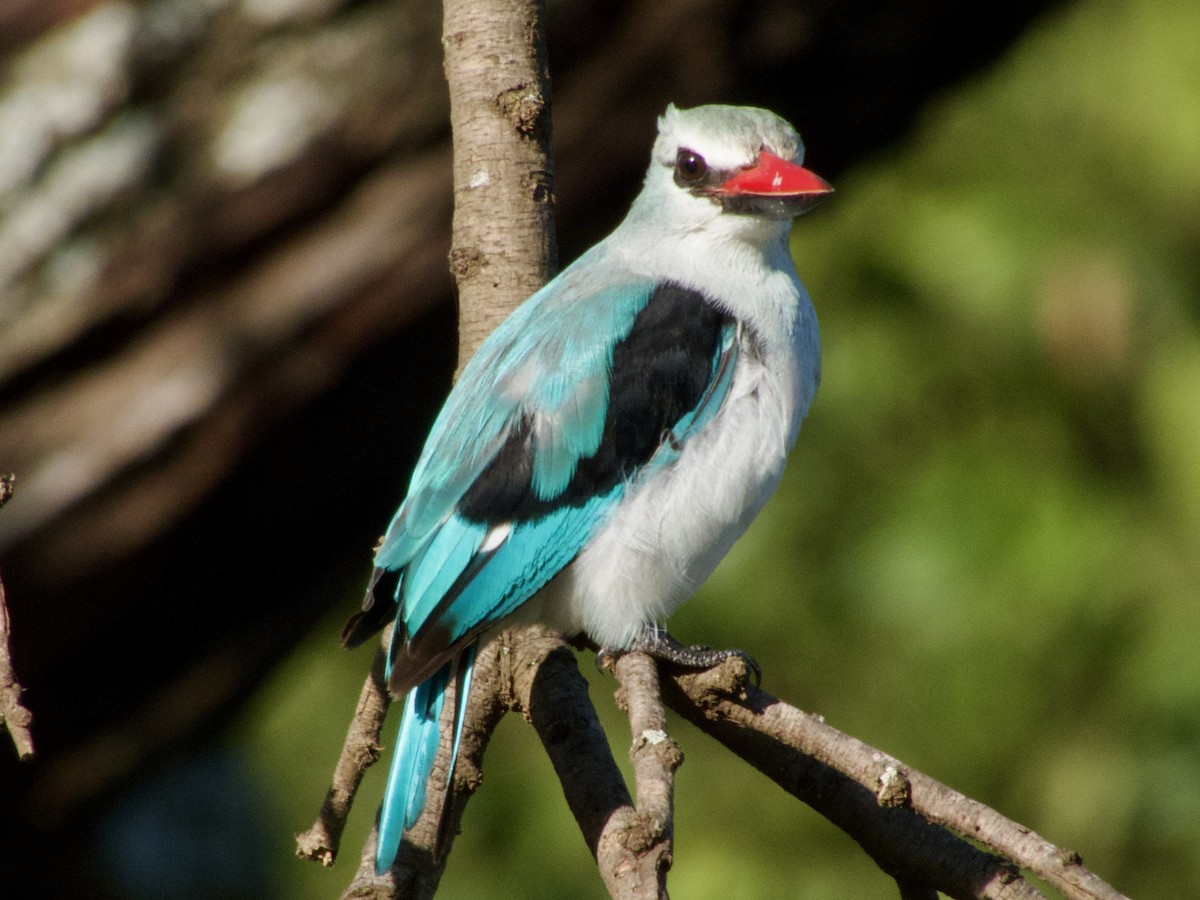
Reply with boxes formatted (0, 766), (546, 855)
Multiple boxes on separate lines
(443, 0), (557, 360)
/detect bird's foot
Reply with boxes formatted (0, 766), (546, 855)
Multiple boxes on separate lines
(597, 623), (761, 685)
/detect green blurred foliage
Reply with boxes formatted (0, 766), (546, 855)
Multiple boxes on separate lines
(238, 0), (1200, 895)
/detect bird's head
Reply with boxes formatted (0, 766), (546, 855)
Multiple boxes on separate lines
(633, 104), (832, 241)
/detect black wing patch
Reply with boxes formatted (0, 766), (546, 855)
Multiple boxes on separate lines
(342, 567), (400, 648)
(457, 282), (731, 523)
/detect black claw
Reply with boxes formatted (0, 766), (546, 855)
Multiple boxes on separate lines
(599, 624), (762, 686)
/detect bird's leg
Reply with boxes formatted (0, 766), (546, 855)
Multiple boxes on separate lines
(597, 622), (762, 685)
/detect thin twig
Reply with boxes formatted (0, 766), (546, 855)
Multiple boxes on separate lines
(337, 637), (511, 900)
(297, 646), (392, 865)
(0, 474), (34, 761)
(0, 582), (35, 761)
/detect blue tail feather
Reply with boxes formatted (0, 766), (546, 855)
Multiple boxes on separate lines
(376, 665), (447, 873)
(447, 643), (477, 784)
(375, 646), (478, 874)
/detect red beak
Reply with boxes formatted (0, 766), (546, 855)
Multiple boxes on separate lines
(719, 150), (833, 197)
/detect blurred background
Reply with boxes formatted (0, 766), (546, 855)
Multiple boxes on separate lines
(1, 0), (1197, 896)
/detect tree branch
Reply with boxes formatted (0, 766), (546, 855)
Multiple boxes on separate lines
(336, 637), (510, 899)
(658, 657), (1130, 900)
(487, 631), (680, 898)
(297, 645), (392, 866)
(335, 628), (633, 899)
(521, 630), (633, 855)
(606, 652), (681, 899)
(0, 475), (35, 761)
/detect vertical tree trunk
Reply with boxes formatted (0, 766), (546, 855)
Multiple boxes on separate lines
(443, 0), (557, 364)
(339, 1), (558, 897)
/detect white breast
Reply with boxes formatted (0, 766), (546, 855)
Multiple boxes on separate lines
(536, 323), (812, 649)
(517, 208), (820, 649)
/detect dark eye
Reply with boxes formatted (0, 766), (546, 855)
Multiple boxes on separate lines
(675, 149), (708, 183)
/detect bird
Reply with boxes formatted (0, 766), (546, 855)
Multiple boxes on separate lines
(341, 103), (832, 873)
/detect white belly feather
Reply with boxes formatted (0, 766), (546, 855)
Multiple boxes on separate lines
(535, 337), (807, 649)
(510, 218), (820, 650)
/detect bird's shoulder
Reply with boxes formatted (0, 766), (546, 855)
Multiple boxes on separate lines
(377, 246), (740, 567)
